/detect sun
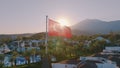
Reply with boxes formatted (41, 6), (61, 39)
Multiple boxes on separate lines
(57, 18), (69, 26)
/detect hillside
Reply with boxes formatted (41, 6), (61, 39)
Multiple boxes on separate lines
(71, 19), (120, 35)
(0, 33), (34, 40)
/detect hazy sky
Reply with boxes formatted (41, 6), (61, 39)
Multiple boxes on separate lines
(0, 0), (120, 34)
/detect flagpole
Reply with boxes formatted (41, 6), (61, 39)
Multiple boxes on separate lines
(45, 15), (48, 55)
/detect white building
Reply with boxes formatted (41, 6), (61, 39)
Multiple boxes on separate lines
(52, 57), (118, 68)
(105, 47), (120, 52)
(0, 44), (11, 54)
(101, 46), (120, 55)
(80, 57), (118, 68)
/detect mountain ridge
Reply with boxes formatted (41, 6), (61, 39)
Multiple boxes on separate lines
(71, 19), (120, 35)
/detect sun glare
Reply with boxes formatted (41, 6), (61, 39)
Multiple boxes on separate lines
(57, 18), (69, 26)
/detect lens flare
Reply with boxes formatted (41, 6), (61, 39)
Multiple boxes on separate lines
(57, 18), (69, 26)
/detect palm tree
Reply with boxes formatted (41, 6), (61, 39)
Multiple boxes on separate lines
(0, 54), (5, 68)
(10, 51), (19, 68)
(31, 48), (36, 63)
(23, 50), (31, 64)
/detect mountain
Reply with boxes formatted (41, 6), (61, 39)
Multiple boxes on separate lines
(71, 19), (120, 35)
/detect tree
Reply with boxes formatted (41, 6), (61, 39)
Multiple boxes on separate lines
(10, 51), (19, 68)
(23, 50), (31, 64)
(0, 54), (5, 68)
(31, 48), (37, 63)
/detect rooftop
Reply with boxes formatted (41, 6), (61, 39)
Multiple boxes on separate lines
(58, 59), (80, 65)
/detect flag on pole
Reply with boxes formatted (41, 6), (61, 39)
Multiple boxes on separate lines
(48, 19), (72, 38)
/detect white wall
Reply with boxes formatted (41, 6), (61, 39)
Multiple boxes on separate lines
(105, 47), (120, 52)
(52, 63), (76, 68)
(96, 63), (118, 68)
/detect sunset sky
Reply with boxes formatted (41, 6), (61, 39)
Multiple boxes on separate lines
(0, 0), (120, 34)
